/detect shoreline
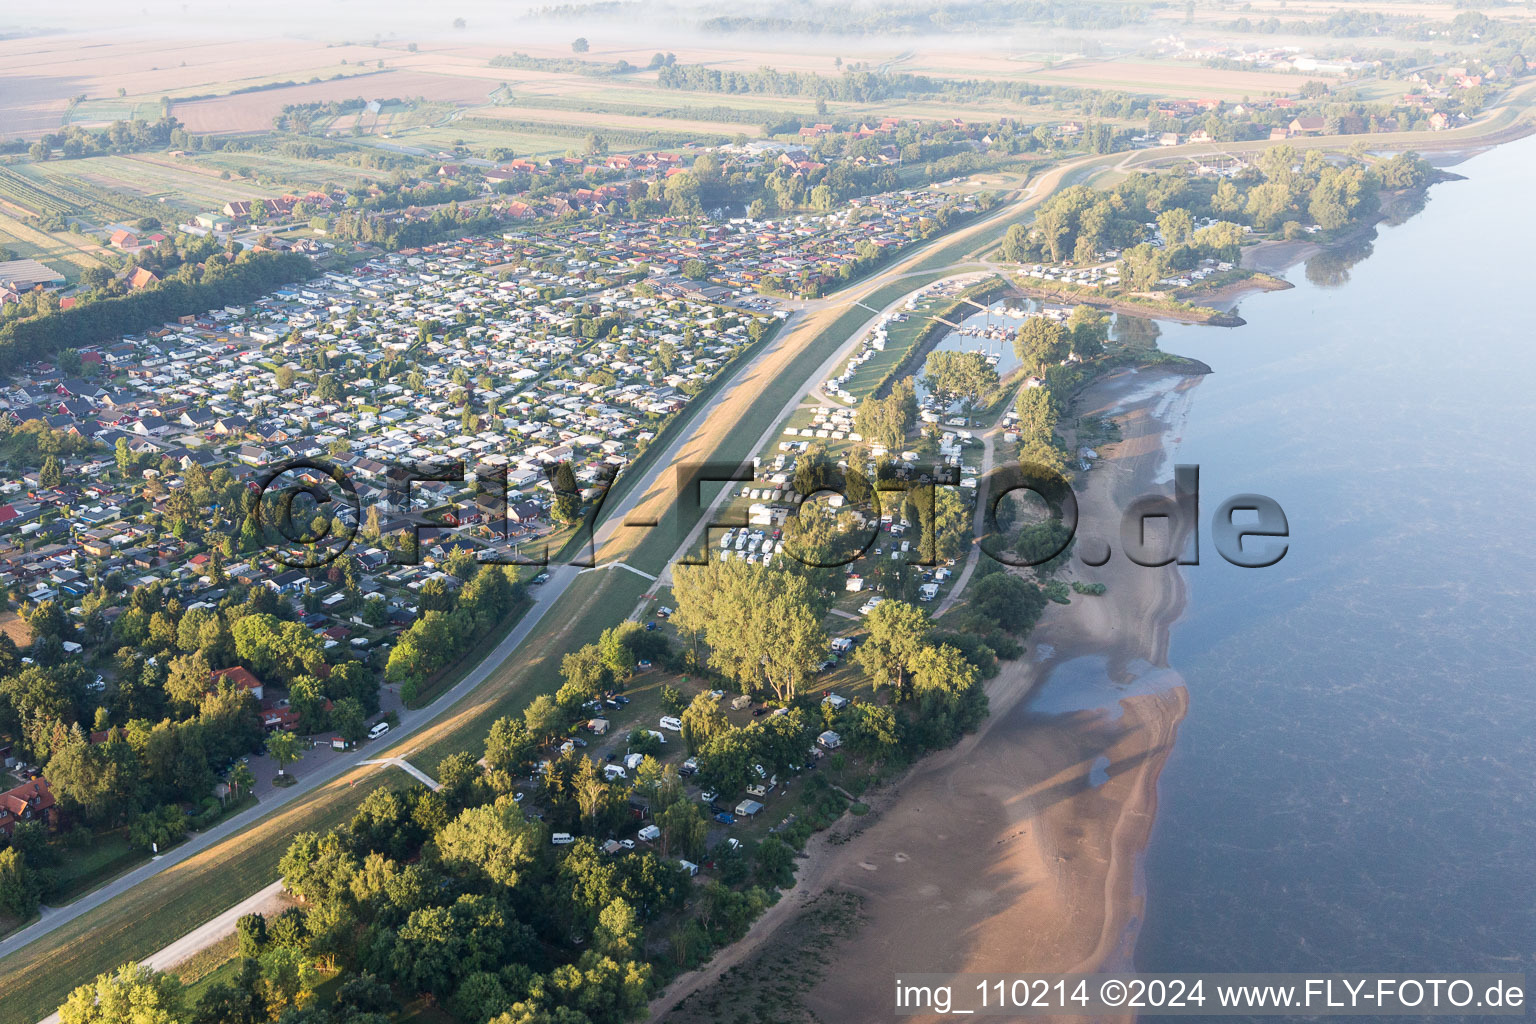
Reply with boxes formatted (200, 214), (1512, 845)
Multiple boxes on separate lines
(654, 363), (1203, 1023)
(1006, 281), (1248, 328)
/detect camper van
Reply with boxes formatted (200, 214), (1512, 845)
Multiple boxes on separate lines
(918, 583), (939, 602)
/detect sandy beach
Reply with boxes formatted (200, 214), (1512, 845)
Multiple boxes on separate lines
(655, 363), (1206, 1024)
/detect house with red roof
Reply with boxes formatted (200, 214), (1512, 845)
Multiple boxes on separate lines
(210, 665), (264, 700)
(0, 778), (56, 837)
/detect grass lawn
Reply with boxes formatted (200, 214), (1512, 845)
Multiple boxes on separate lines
(48, 829), (143, 905)
(173, 934), (241, 1001)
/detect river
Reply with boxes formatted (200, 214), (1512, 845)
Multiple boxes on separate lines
(1113, 134), (1536, 996)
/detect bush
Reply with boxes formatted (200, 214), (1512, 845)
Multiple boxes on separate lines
(660, 684), (687, 715)
(627, 730), (662, 756)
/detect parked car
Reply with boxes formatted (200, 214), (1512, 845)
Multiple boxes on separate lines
(714, 812), (736, 825)
(700, 789), (718, 802)
(532, 572), (550, 584)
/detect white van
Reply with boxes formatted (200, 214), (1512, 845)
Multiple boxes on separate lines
(551, 832), (575, 845)
(368, 721), (390, 740)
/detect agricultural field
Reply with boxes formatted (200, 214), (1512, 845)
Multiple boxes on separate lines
(0, 35), (405, 136)
(7, 162), (173, 226)
(349, 124), (588, 160)
(470, 103), (762, 138)
(1019, 57), (1331, 100)
(169, 70), (503, 133)
(0, 211), (110, 281)
(63, 98), (167, 126)
(14, 157), (256, 218)
(184, 150), (386, 192)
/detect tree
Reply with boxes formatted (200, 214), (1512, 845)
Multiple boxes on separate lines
(855, 378), (916, 452)
(680, 691), (728, 754)
(0, 847), (39, 919)
(1000, 222), (1030, 262)
(229, 761), (255, 800)
(923, 350), (996, 424)
(593, 898), (640, 960)
(163, 650), (212, 714)
(1014, 386), (1058, 447)
(435, 796), (542, 887)
(236, 912), (268, 960)
(231, 614), (323, 683)
(485, 715), (536, 775)
(657, 799), (707, 859)
(969, 571), (1047, 633)
(60, 965), (186, 1024)
(856, 600), (932, 694)
(39, 455), (62, 488)
(266, 730), (301, 777)
(671, 561), (825, 701)
(115, 437), (134, 478)
(1014, 317), (1069, 376)
(1065, 305), (1108, 360)
(332, 696), (367, 744)
(597, 623), (638, 683)
(1156, 207), (1194, 247)
(523, 694), (563, 744)
(664, 171), (703, 217)
(697, 727), (756, 798)
(571, 37), (589, 52)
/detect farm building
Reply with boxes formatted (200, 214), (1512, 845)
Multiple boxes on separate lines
(0, 259), (65, 291)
